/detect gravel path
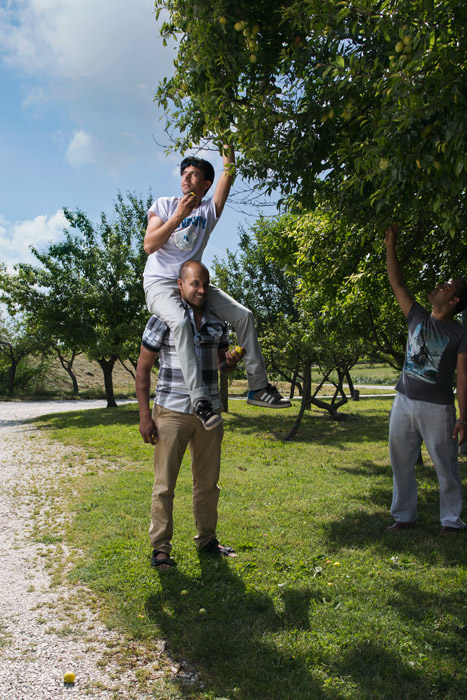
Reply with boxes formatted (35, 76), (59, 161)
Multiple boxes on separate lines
(0, 400), (181, 700)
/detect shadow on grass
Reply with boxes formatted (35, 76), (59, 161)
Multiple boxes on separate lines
(224, 406), (390, 446)
(327, 453), (467, 553)
(326, 504), (467, 567)
(33, 404), (139, 430)
(146, 556), (333, 700)
(144, 553), (460, 700)
(32, 402), (392, 451)
(338, 458), (389, 478)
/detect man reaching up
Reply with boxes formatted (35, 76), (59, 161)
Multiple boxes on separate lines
(385, 224), (467, 535)
(143, 147), (291, 431)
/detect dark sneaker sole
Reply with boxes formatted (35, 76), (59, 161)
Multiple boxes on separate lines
(246, 398), (292, 408)
(197, 414), (224, 430)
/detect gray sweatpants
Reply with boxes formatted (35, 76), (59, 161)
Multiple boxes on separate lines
(389, 392), (465, 529)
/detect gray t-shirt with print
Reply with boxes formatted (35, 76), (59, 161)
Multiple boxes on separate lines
(395, 302), (467, 405)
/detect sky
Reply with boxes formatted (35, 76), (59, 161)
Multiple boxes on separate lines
(0, 0), (270, 274)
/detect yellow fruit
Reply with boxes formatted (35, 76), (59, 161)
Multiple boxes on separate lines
(234, 21), (245, 31)
(251, 24), (260, 35)
(234, 345), (243, 354)
(180, 589), (189, 596)
(416, 159), (422, 169)
(379, 158), (389, 170)
(328, 108), (334, 119)
(219, 16), (227, 25)
(189, 191), (195, 197)
(199, 608), (207, 614)
(403, 34), (412, 45)
(249, 54), (257, 63)
(433, 160), (441, 170)
(64, 672), (75, 684)
(395, 41), (404, 52)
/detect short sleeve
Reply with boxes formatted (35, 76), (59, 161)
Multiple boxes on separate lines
(141, 316), (168, 352)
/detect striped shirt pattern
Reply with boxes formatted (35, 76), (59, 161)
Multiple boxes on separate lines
(142, 302), (229, 414)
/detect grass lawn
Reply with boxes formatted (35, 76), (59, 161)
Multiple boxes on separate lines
(35, 399), (466, 700)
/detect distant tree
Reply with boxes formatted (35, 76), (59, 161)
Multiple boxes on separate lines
(213, 219), (366, 438)
(0, 193), (151, 406)
(0, 313), (37, 396)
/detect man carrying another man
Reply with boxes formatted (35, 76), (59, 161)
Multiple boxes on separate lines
(135, 260), (244, 569)
(143, 148), (290, 432)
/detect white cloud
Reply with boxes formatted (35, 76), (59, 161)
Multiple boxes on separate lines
(0, 0), (175, 175)
(66, 130), (95, 167)
(0, 210), (68, 269)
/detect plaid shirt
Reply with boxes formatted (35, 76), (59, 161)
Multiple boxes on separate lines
(141, 301), (229, 414)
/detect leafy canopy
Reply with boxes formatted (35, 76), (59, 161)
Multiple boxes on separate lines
(155, 0), (467, 232)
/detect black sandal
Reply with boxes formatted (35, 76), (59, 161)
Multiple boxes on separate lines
(151, 550), (176, 569)
(201, 538), (236, 557)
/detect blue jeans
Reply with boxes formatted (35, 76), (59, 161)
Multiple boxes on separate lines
(388, 392), (465, 528)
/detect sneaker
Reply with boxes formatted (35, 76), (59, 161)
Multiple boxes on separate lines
(194, 400), (224, 430)
(247, 383), (292, 408)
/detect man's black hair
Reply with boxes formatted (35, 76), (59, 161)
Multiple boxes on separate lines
(180, 156), (215, 184)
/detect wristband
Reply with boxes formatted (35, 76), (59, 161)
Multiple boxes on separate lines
(457, 419), (467, 426)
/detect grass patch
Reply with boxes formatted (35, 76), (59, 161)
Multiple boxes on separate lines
(36, 401), (466, 700)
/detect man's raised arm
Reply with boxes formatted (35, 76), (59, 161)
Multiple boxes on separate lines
(384, 224), (414, 318)
(213, 145), (235, 218)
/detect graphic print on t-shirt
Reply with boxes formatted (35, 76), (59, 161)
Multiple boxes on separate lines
(174, 215), (207, 251)
(405, 321), (449, 384)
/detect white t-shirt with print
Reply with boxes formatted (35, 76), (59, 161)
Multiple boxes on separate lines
(143, 196), (219, 288)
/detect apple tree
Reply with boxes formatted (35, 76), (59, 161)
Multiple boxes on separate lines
(212, 218), (367, 438)
(155, 0), (467, 234)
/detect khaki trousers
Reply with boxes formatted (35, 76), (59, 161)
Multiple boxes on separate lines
(148, 404), (223, 553)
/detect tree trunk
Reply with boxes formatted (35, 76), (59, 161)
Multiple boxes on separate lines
(290, 367), (299, 399)
(286, 361), (311, 440)
(8, 361), (17, 396)
(345, 369), (355, 399)
(56, 348), (80, 396)
(119, 358), (136, 380)
(220, 372), (229, 412)
(97, 356), (118, 407)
